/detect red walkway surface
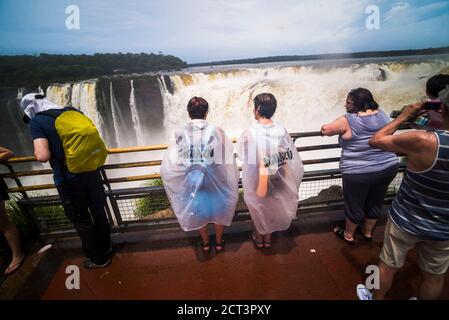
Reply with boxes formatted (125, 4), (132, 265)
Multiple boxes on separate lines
(5, 217), (449, 300)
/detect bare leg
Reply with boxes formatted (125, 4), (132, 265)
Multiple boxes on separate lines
(0, 201), (25, 274)
(373, 261), (399, 300)
(214, 224), (224, 243)
(362, 218), (377, 238)
(263, 233), (272, 248)
(198, 225), (210, 252)
(252, 224), (263, 248)
(333, 218), (357, 242)
(214, 224), (225, 251)
(419, 271), (444, 300)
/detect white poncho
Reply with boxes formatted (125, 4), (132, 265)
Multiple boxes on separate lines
(237, 122), (304, 234)
(161, 120), (239, 231)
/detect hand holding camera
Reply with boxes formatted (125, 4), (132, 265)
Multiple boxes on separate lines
(390, 100), (443, 129)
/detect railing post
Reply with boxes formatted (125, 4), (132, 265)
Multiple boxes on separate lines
(17, 201), (42, 241)
(100, 167), (123, 226)
(5, 163), (28, 199)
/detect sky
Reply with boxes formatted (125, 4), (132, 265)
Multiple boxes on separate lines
(0, 0), (448, 63)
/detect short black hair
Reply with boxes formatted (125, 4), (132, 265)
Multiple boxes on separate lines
(426, 74), (449, 98)
(348, 88), (379, 113)
(253, 93), (277, 119)
(187, 96), (208, 119)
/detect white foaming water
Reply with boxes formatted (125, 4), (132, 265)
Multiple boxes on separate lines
(161, 59), (449, 141)
(46, 84), (72, 106)
(129, 79), (144, 146)
(109, 81), (126, 148)
(71, 82), (103, 132)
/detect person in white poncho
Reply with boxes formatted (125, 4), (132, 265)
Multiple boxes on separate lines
(238, 93), (304, 248)
(161, 97), (239, 253)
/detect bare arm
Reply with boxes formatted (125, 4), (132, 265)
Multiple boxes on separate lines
(0, 146), (14, 162)
(369, 103), (438, 171)
(321, 116), (350, 137)
(256, 165), (269, 198)
(33, 138), (51, 163)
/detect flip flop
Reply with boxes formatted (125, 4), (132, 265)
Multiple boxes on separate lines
(215, 239), (225, 252)
(333, 226), (355, 245)
(201, 242), (211, 253)
(251, 232), (264, 249)
(4, 255), (26, 276)
(263, 239), (272, 248)
(357, 227), (373, 241)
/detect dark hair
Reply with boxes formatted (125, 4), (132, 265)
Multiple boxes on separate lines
(426, 74), (449, 98)
(347, 88), (379, 113)
(440, 86), (449, 115)
(187, 96), (209, 119)
(253, 93), (277, 119)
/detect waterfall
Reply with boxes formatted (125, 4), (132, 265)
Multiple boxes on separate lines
(129, 80), (144, 146)
(46, 84), (72, 106)
(71, 82), (103, 132)
(3, 55), (449, 159)
(160, 58), (449, 138)
(17, 88), (25, 99)
(109, 81), (126, 148)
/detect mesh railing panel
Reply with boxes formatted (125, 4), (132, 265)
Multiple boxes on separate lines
(20, 171), (406, 233)
(116, 193), (173, 222)
(34, 204), (72, 231)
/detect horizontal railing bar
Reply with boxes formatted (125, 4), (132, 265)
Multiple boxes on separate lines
(6, 162), (405, 193)
(7, 156), (37, 164)
(107, 174), (161, 184)
(297, 144), (340, 152)
(8, 184), (56, 193)
(107, 145), (168, 154)
(4, 127), (412, 165)
(102, 160), (162, 170)
(1, 169), (53, 178)
(290, 131), (323, 138)
(302, 157), (340, 165)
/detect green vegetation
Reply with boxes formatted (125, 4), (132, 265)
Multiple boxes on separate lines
(0, 53), (187, 88)
(5, 195), (31, 237)
(134, 178), (172, 219)
(189, 46), (449, 67)
(5, 193), (68, 237)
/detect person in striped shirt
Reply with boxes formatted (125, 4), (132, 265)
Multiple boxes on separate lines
(357, 85), (449, 300)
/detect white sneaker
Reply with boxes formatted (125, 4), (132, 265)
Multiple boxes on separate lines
(356, 284), (374, 300)
(409, 297), (418, 300)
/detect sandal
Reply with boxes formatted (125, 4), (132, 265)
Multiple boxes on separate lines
(251, 232), (264, 249)
(263, 239), (272, 248)
(333, 226), (354, 245)
(215, 239), (225, 252)
(201, 242), (211, 253)
(4, 255), (26, 276)
(357, 227), (373, 242)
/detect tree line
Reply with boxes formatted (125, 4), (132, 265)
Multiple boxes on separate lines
(189, 46), (449, 67)
(0, 53), (187, 88)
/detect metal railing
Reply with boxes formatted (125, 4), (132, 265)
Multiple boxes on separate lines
(1, 131), (405, 238)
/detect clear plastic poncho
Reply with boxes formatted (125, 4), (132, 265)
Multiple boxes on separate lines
(161, 120), (239, 231)
(237, 122), (304, 235)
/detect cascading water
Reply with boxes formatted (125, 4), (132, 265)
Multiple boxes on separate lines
(2, 54), (449, 159)
(109, 81), (127, 148)
(129, 80), (145, 146)
(46, 84), (72, 106)
(160, 59), (449, 139)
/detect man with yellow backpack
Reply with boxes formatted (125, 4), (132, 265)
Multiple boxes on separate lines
(21, 93), (112, 269)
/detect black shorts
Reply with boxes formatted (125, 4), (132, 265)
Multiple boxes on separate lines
(0, 178), (9, 202)
(342, 163), (399, 225)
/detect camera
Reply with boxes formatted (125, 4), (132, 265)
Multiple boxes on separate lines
(390, 100), (443, 130)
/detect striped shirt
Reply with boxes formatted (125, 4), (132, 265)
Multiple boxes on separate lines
(389, 130), (449, 241)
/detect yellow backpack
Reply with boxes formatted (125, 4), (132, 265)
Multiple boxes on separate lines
(40, 107), (108, 173)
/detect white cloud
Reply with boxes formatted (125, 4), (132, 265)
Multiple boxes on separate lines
(384, 1), (449, 26)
